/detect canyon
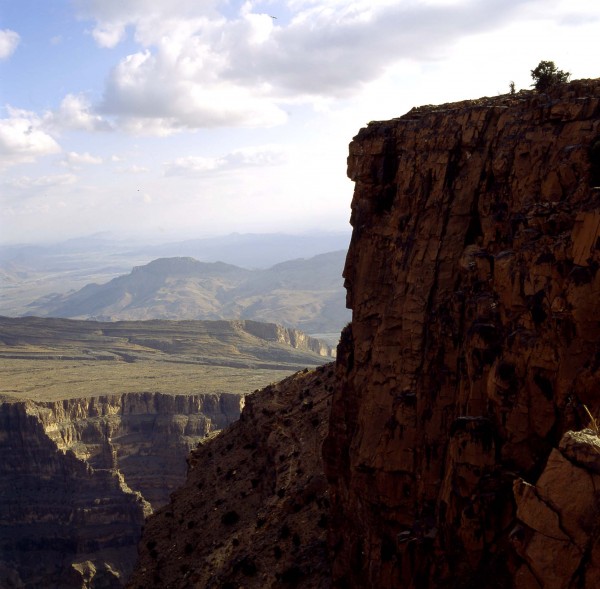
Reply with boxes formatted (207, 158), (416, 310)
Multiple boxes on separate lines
(0, 392), (242, 588)
(129, 79), (600, 588)
(0, 317), (333, 588)
(128, 363), (335, 589)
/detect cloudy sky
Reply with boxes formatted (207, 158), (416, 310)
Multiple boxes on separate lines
(1, 0), (598, 244)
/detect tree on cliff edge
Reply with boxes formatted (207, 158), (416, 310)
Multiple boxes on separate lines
(531, 60), (571, 91)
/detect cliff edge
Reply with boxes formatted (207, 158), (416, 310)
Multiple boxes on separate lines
(128, 80), (600, 589)
(323, 79), (600, 588)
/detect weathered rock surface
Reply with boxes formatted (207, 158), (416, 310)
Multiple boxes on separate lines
(323, 80), (600, 588)
(0, 392), (243, 589)
(127, 363), (335, 589)
(30, 392), (243, 508)
(512, 429), (600, 589)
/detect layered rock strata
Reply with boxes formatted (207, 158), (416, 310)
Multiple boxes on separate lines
(238, 320), (336, 358)
(32, 392), (243, 507)
(323, 80), (600, 588)
(128, 363), (335, 589)
(0, 392), (243, 588)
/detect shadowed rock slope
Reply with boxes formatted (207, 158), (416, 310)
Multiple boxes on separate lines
(128, 363), (335, 589)
(323, 79), (600, 588)
(0, 394), (239, 589)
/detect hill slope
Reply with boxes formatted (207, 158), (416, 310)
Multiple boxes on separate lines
(24, 252), (350, 335)
(127, 363), (335, 589)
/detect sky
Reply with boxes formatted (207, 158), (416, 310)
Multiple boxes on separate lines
(0, 0), (599, 245)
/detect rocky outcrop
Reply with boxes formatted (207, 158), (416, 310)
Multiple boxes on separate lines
(323, 80), (600, 588)
(30, 392), (243, 507)
(127, 363), (335, 589)
(512, 429), (600, 589)
(238, 320), (336, 357)
(0, 392), (244, 588)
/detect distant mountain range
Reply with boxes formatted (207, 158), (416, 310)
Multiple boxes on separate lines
(24, 252), (351, 336)
(0, 231), (351, 319)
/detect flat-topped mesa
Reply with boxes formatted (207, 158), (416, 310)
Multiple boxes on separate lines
(237, 319), (336, 357)
(324, 79), (600, 588)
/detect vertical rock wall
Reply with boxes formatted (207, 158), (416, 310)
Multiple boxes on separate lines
(324, 80), (600, 588)
(0, 401), (149, 589)
(34, 392), (243, 507)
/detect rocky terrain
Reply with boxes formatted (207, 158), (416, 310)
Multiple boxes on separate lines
(0, 317), (334, 588)
(129, 79), (600, 589)
(128, 363), (335, 589)
(0, 392), (240, 588)
(6, 251), (350, 337)
(324, 79), (600, 587)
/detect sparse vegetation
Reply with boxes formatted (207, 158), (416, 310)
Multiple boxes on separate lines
(0, 316), (330, 401)
(531, 60), (570, 91)
(583, 404), (599, 435)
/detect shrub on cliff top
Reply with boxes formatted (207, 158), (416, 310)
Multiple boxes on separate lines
(531, 60), (571, 91)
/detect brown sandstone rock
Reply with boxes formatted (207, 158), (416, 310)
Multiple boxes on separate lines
(513, 430), (600, 589)
(324, 80), (600, 588)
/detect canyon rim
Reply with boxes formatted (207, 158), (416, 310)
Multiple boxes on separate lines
(130, 78), (600, 589)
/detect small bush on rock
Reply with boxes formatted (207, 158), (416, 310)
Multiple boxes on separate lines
(531, 60), (570, 91)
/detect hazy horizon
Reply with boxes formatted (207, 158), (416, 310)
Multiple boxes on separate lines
(0, 227), (352, 248)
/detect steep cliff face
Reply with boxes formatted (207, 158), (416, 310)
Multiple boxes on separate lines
(238, 320), (336, 357)
(324, 80), (600, 588)
(32, 392), (243, 507)
(0, 392), (243, 588)
(128, 364), (335, 589)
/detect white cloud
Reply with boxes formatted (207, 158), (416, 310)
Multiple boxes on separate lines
(0, 29), (20, 59)
(164, 145), (287, 176)
(6, 174), (77, 190)
(48, 94), (112, 132)
(62, 151), (103, 168)
(99, 46), (287, 133)
(116, 164), (149, 173)
(0, 108), (61, 169)
(71, 0), (582, 136)
(91, 22), (127, 48)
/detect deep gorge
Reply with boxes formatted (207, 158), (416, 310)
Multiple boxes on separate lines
(0, 392), (244, 587)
